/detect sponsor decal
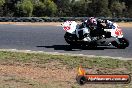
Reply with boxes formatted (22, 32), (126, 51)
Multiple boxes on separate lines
(63, 26), (71, 31)
(76, 66), (131, 85)
(115, 28), (123, 36)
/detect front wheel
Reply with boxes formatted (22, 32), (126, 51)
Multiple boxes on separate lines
(111, 38), (129, 49)
(64, 32), (76, 45)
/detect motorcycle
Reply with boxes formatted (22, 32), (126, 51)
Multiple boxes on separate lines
(61, 21), (129, 49)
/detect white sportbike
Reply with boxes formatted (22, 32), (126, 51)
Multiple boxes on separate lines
(62, 21), (129, 49)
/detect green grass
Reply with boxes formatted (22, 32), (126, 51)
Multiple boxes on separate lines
(0, 51), (131, 72)
(0, 51), (131, 67)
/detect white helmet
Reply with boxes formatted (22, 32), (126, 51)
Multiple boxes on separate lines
(88, 17), (97, 25)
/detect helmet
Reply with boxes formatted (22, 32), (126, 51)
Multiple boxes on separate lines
(87, 17), (97, 26)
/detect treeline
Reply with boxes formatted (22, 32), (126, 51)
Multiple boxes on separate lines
(0, 0), (131, 17)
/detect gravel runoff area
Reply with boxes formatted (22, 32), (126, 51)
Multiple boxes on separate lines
(0, 22), (132, 28)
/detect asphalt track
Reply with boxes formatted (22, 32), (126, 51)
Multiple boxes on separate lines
(0, 24), (131, 60)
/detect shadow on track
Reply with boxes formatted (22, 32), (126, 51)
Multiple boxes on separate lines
(36, 45), (117, 51)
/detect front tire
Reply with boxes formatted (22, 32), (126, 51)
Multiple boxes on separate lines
(64, 32), (77, 45)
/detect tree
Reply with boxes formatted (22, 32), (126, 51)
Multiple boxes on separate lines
(0, 0), (5, 16)
(125, 0), (132, 17)
(15, 0), (33, 17)
(110, 1), (126, 17)
(90, 0), (111, 17)
(0, 0), (131, 17)
(0, 0), (5, 6)
(33, 0), (57, 17)
(44, 0), (57, 16)
(54, 0), (72, 16)
(33, 1), (46, 17)
(72, 0), (88, 17)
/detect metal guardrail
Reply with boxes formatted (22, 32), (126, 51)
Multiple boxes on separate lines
(0, 17), (131, 22)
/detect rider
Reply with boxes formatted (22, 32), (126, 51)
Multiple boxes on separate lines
(95, 19), (106, 36)
(82, 17), (105, 36)
(78, 17), (109, 41)
(77, 17), (97, 41)
(104, 19), (120, 29)
(80, 17), (97, 30)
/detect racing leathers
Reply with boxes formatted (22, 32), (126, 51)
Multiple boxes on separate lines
(105, 20), (117, 29)
(77, 17), (97, 40)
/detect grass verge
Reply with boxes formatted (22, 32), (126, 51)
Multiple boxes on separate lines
(0, 51), (131, 88)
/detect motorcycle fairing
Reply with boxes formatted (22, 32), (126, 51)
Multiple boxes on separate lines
(62, 21), (77, 34)
(104, 23), (123, 38)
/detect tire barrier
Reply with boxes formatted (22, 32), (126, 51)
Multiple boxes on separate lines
(0, 17), (131, 22)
